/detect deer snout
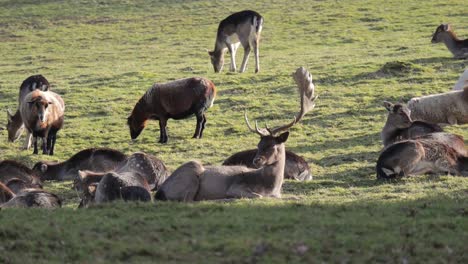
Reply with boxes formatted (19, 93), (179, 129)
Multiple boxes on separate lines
(253, 156), (266, 168)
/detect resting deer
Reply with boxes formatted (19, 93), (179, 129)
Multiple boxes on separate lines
(155, 67), (317, 201)
(381, 101), (442, 147)
(376, 132), (468, 179)
(431, 24), (468, 59)
(208, 10), (263, 73)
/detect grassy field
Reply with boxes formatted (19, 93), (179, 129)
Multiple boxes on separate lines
(0, 0), (467, 262)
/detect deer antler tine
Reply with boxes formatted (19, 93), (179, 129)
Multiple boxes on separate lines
(245, 111), (268, 136)
(244, 111), (257, 133)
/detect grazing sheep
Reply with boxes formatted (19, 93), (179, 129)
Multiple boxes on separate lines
(6, 75), (50, 146)
(222, 149), (312, 181)
(0, 160), (43, 189)
(127, 77), (216, 143)
(381, 101), (442, 146)
(33, 148), (127, 181)
(406, 87), (468, 125)
(453, 69), (468, 91)
(20, 89), (65, 155)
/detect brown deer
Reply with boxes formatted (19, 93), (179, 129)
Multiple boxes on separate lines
(376, 133), (468, 179)
(0, 182), (15, 203)
(208, 10), (263, 73)
(155, 67), (317, 201)
(20, 89), (65, 155)
(127, 77), (216, 143)
(431, 24), (468, 59)
(6, 75), (50, 148)
(222, 149), (312, 181)
(0, 160), (43, 189)
(0, 189), (61, 209)
(33, 148), (127, 181)
(381, 101), (442, 147)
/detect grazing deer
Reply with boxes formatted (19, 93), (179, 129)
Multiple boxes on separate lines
(208, 10), (263, 73)
(127, 77), (216, 143)
(20, 89), (65, 155)
(33, 148), (127, 181)
(0, 160), (43, 189)
(155, 67), (317, 201)
(376, 133), (468, 179)
(381, 101), (442, 147)
(222, 149), (312, 181)
(431, 24), (468, 59)
(6, 74), (50, 148)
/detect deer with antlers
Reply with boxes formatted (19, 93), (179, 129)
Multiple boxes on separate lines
(155, 67), (317, 201)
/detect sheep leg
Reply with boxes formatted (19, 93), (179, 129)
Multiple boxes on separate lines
(193, 113), (203, 139)
(158, 118), (168, 144)
(32, 136), (38, 155)
(22, 131), (32, 150)
(41, 136), (48, 154)
(48, 133), (57, 156)
(199, 113), (207, 138)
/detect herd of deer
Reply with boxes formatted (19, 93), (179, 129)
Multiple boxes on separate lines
(1, 10), (467, 208)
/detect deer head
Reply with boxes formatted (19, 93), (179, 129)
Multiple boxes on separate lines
(244, 67), (317, 168)
(383, 101), (413, 129)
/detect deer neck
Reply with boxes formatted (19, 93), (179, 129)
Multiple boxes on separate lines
(213, 41), (227, 58)
(381, 122), (403, 146)
(439, 32), (463, 54)
(259, 145), (286, 195)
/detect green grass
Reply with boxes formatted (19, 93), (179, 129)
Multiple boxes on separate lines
(0, 0), (467, 262)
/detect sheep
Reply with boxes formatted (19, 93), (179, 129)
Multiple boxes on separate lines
(406, 87), (468, 125)
(20, 89), (65, 155)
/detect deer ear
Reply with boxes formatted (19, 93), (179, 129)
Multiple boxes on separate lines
(40, 164), (48, 173)
(88, 184), (97, 194)
(443, 24), (450, 31)
(276, 132), (289, 143)
(78, 170), (87, 180)
(6, 110), (13, 122)
(383, 101), (394, 112)
(208, 51), (214, 56)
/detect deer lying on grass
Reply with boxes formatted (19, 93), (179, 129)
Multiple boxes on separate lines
(222, 149), (312, 181)
(381, 101), (442, 147)
(0, 160), (43, 189)
(33, 148), (127, 181)
(155, 67), (317, 201)
(127, 77), (216, 143)
(376, 132), (468, 179)
(20, 89), (65, 155)
(0, 188), (62, 209)
(431, 24), (468, 59)
(6, 75), (50, 148)
(208, 10), (263, 73)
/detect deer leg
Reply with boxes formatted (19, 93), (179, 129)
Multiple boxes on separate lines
(41, 136), (48, 154)
(239, 45), (251, 73)
(158, 118), (168, 144)
(155, 161), (203, 202)
(227, 44), (238, 72)
(49, 132), (57, 155)
(193, 113), (203, 139)
(253, 39), (260, 73)
(226, 184), (262, 199)
(32, 136), (38, 155)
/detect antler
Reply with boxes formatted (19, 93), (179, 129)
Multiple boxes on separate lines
(245, 67), (318, 137)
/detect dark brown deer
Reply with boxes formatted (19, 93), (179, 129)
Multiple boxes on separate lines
(20, 89), (65, 155)
(0, 189), (61, 209)
(222, 149), (312, 181)
(376, 133), (468, 179)
(155, 67), (317, 201)
(381, 101), (442, 147)
(127, 77), (216, 143)
(33, 148), (127, 181)
(6, 74), (50, 147)
(208, 10), (263, 73)
(0, 160), (42, 189)
(431, 24), (468, 59)
(74, 152), (169, 192)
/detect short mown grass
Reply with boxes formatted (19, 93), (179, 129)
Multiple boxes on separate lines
(0, 0), (467, 262)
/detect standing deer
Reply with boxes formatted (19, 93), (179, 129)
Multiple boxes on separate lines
(155, 67), (317, 201)
(208, 10), (263, 73)
(381, 101), (442, 147)
(127, 77), (216, 143)
(431, 24), (468, 59)
(6, 75), (50, 148)
(20, 89), (65, 155)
